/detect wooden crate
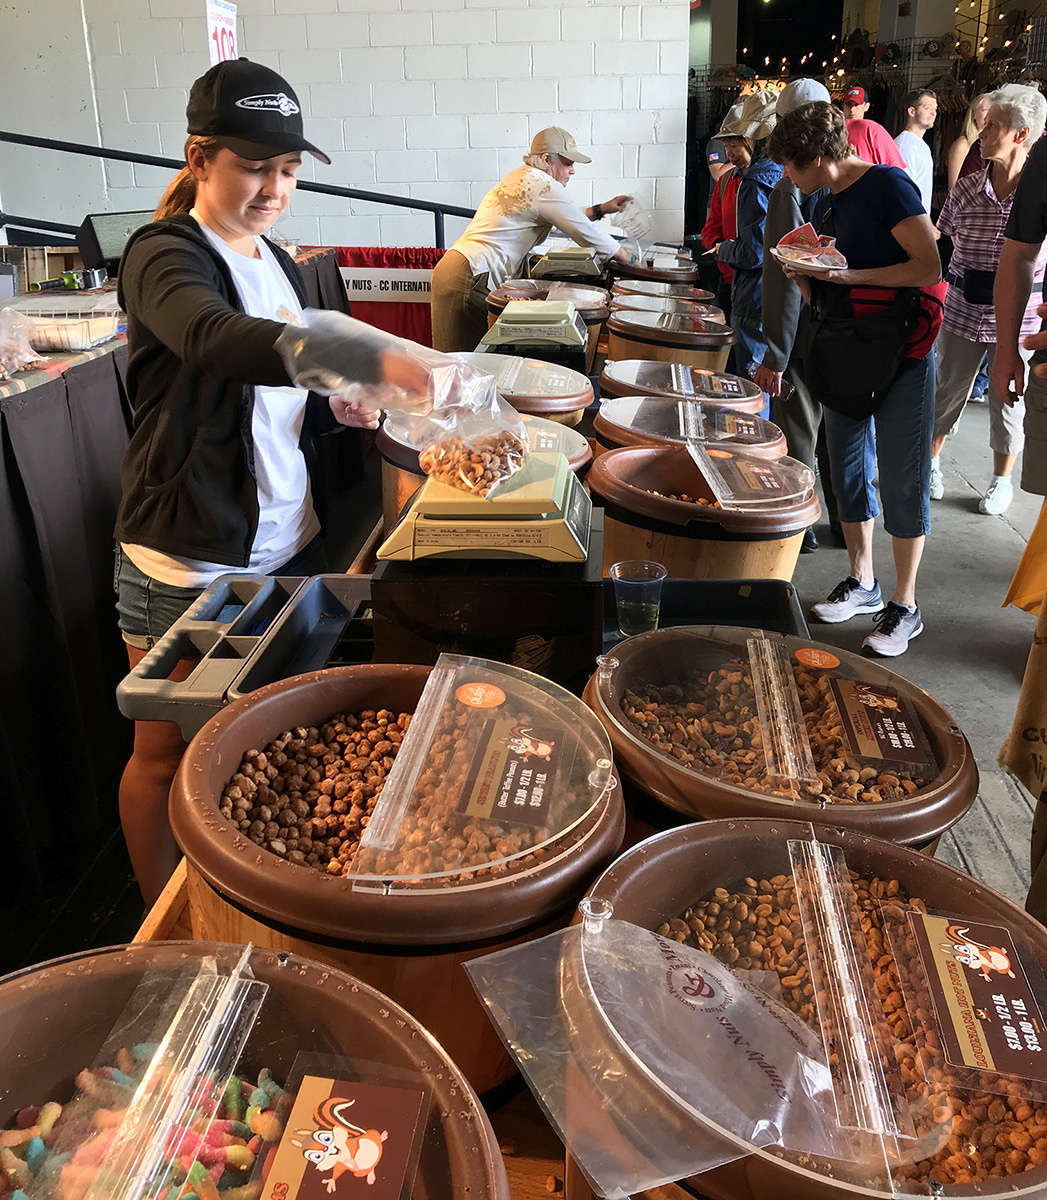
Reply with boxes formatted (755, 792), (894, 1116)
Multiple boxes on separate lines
(0, 245), (84, 291)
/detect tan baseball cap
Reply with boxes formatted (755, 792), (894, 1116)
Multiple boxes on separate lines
(530, 126), (592, 164)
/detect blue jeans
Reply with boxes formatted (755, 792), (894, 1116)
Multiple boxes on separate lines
(821, 353), (934, 539)
(731, 312), (772, 420)
(114, 536), (330, 649)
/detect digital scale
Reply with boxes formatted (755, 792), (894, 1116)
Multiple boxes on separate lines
(376, 451), (591, 562)
(479, 299), (589, 373)
(530, 246), (602, 278)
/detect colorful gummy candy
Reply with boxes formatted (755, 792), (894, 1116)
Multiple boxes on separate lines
(0, 1052), (288, 1200)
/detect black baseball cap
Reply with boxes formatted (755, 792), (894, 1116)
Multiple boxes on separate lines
(187, 57), (330, 164)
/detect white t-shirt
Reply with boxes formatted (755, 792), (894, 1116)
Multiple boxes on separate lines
(894, 130), (934, 213)
(452, 164), (621, 288)
(123, 215), (319, 587)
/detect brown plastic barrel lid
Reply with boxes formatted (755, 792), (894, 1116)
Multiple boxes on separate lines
(612, 255), (702, 283)
(587, 446), (819, 534)
(612, 279), (716, 301)
(610, 295), (726, 322)
(0, 942), (510, 1200)
(584, 626), (977, 847)
(488, 280), (609, 317)
(600, 360), (763, 407)
(607, 309), (735, 348)
(377, 413), (592, 475)
(452, 351), (594, 414)
(170, 665), (625, 946)
(593, 397), (787, 457)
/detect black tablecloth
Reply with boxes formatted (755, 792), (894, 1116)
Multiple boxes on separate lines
(0, 250), (360, 904)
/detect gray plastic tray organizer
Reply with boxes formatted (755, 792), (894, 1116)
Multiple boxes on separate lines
(116, 574), (373, 740)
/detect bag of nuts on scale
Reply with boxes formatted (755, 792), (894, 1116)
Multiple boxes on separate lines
(393, 360), (531, 498)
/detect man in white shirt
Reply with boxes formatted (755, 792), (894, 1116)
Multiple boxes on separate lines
(895, 89), (938, 213)
(430, 127), (633, 351)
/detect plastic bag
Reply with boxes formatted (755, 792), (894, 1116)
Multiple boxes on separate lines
(0, 308), (44, 379)
(275, 308), (453, 414)
(614, 197), (655, 256)
(391, 360), (530, 498)
(467, 905), (885, 1198)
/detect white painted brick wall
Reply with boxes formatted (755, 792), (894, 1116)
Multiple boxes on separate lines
(9, 0), (689, 246)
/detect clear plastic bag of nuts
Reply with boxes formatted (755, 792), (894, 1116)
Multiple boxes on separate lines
(388, 360), (530, 498)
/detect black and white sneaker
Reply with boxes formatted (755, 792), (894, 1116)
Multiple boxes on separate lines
(862, 601), (923, 657)
(811, 577), (883, 624)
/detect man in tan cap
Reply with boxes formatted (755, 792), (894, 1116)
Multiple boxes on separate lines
(430, 126), (634, 351)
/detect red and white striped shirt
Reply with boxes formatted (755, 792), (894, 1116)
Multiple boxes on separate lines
(938, 165), (1047, 343)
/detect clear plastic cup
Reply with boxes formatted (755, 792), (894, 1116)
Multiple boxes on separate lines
(610, 560), (668, 637)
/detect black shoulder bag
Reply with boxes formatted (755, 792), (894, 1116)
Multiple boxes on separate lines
(798, 200), (927, 420)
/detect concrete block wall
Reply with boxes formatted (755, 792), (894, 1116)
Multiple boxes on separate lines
(8, 0), (690, 248)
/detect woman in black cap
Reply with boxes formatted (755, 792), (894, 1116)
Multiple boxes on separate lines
(114, 58), (437, 904)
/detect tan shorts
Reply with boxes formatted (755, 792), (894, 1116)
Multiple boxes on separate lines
(430, 249), (490, 353)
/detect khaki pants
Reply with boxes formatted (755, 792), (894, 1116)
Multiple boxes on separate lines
(430, 249), (490, 353)
(1023, 366), (1047, 497)
(933, 328), (1027, 456)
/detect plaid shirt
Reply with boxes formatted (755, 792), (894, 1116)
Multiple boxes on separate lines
(938, 166), (1047, 342)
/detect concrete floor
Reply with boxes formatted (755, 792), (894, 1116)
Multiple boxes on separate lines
(790, 399), (1041, 907)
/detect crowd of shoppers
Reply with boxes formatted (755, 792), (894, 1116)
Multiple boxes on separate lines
(704, 78), (1047, 657)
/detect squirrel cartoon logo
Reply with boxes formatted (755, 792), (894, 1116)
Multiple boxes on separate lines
(503, 725), (555, 762)
(942, 924), (1017, 983)
(292, 1097), (388, 1192)
(852, 682), (902, 713)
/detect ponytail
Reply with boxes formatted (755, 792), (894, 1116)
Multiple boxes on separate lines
(154, 136), (223, 220)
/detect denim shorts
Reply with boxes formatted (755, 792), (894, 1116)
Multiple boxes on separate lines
(820, 353), (934, 539)
(114, 537), (330, 650)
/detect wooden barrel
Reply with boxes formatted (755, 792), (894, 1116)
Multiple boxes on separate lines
(377, 413), (593, 535)
(587, 445), (820, 581)
(593, 396), (788, 458)
(169, 664), (626, 1098)
(606, 311), (734, 372)
(451, 350), (594, 426)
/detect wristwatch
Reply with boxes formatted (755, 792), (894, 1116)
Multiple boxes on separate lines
(592, 202), (604, 220)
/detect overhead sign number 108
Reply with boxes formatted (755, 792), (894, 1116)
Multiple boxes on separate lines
(212, 24), (236, 61)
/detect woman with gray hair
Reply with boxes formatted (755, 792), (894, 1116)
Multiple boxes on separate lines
(931, 83), (1047, 514)
(430, 127), (634, 351)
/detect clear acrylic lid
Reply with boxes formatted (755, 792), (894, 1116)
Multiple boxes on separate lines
(609, 309), (733, 342)
(610, 294), (726, 320)
(612, 279), (716, 300)
(349, 654), (615, 893)
(491, 281), (609, 312)
(688, 443), (815, 508)
(593, 627), (949, 806)
(599, 397), (785, 449)
(452, 351), (592, 402)
(601, 360), (763, 403)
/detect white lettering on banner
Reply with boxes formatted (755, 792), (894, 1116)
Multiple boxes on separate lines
(206, 0), (238, 66)
(339, 267), (433, 304)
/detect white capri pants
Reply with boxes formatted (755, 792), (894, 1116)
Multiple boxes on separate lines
(933, 327), (1028, 456)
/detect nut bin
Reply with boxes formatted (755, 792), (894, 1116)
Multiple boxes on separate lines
(486, 280), (609, 372)
(376, 411), (592, 535)
(582, 819), (1047, 1199)
(606, 310), (734, 372)
(170, 661), (625, 1095)
(599, 359), (766, 414)
(610, 278), (716, 302)
(593, 396), (788, 458)
(587, 446), (820, 580)
(608, 253), (704, 285)
(609, 294), (727, 322)
(0, 941), (510, 1200)
(582, 626), (977, 848)
(451, 351), (594, 426)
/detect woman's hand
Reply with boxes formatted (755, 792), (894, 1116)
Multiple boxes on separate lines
(600, 195), (632, 213)
(329, 395), (381, 429)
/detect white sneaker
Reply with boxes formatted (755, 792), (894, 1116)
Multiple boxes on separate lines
(979, 477), (1014, 515)
(811, 577), (883, 624)
(929, 462), (944, 501)
(862, 601), (923, 657)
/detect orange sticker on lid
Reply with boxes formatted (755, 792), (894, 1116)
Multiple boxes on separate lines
(705, 447), (733, 459)
(795, 647), (840, 669)
(456, 682), (507, 708)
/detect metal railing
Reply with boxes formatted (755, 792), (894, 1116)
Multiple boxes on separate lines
(0, 130), (474, 248)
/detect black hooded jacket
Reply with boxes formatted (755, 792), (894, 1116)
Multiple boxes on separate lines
(114, 214), (369, 566)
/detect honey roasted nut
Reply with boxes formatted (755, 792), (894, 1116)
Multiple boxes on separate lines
(622, 659), (932, 804)
(418, 430), (527, 497)
(660, 872), (1047, 1188)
